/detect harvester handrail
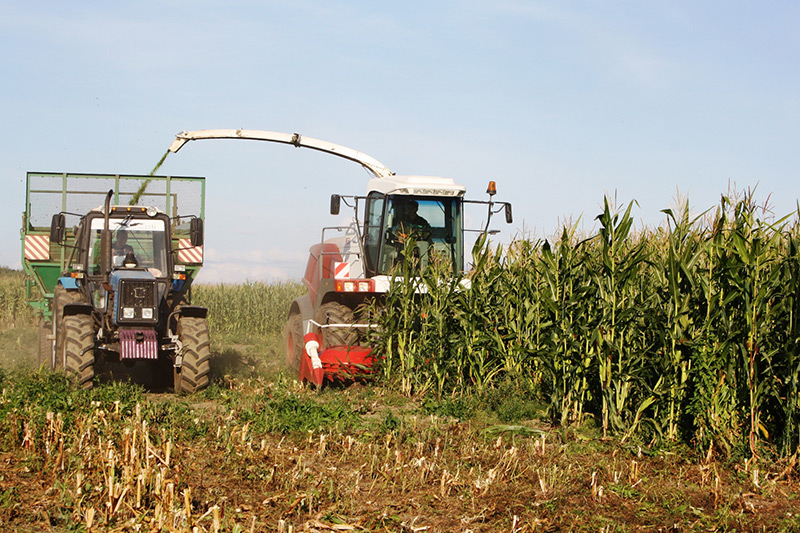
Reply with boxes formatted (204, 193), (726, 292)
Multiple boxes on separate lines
(308, 319), (376, 329)
(168, 129), (395, 179)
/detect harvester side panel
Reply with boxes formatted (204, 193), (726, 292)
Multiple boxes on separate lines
(303, 242), (342, 305)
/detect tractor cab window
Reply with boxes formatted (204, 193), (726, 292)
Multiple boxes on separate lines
(88, 217), (169, 278)
(379, 196), (464, 274)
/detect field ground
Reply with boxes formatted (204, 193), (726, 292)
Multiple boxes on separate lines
(2, 322), (800, 532)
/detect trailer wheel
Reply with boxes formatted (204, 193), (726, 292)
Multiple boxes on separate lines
(284, 312), (303, 372)
(37, 318), (53, 369)
(53, 286), (83, 370)
(175, 316), (211, 394)
(314, 302), (357, 349)
(63, 314), (95, 389)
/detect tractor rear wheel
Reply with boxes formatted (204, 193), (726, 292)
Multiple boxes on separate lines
(174, 316), (211, 394)
(53, 286), (83, 370)
(284, 312), (303, 372)
(313, 302), (357, 349)
(63, 314), (95, 389)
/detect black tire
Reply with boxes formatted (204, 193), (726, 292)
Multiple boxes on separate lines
(283, 312), (303, 372)
(313, 302), (356, 349)
(63, 314), (95, 389)
(53, 286), (83, 370)
(175, 317), (211, 394)
(37, 317), (53, 369)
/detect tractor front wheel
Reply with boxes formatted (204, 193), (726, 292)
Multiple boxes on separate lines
(63, 314), (95, 389)
(283, 312), (303, 372)
(174, 316), (211, 394)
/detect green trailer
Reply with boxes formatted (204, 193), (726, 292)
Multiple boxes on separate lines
(21, 172), (211, 393)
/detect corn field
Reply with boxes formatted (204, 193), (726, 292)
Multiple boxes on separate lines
(0, 269), (33, 327)
(371, 191), (800, 459)
(191, 281), (304, 337)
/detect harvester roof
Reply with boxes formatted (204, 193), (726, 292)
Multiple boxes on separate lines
(366, 175), (466, 197)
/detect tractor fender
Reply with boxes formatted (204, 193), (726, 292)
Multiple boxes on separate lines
(289, 294), (314, 322)
(63, 302), (93, 317)
(58, 276), (80, 290)
(175, 305), (208, 320)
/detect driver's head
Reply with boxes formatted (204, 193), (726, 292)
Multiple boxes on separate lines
(116, 230), (128, 244)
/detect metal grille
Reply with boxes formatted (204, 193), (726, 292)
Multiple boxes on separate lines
(120, 280), (156, 308)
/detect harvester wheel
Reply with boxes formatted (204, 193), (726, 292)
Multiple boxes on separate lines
(314, 302), (357, 349)
(63, 314), (95, 389)
(53, 286), (83, 370)
(175, 316), (211, 394)
(284, 313), (303, 372)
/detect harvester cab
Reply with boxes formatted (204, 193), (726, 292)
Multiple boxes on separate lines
(329, 174), (513, 280)
(22, 172), (210, 393)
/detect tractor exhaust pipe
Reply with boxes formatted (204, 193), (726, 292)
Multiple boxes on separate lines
(101, 190), (113, 285)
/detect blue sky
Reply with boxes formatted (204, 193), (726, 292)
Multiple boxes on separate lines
(2, 1), (798, 282)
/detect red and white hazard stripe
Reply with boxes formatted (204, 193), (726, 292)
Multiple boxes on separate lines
(24, 235), (50, 261)
(334, 261), (350, 278)
(177, 239), (203, 264)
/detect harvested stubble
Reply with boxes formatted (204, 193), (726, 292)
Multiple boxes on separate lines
(2, 373), (800, 531)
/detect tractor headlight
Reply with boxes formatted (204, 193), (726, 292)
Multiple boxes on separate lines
(122, 307), (135, 319)
(343, 281), (355, 292)
(142, 308), (154, 320)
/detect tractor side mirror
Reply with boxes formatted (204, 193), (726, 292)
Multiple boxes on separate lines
(50, 214), (66, 244)
(190, 217), (204, 247)
(504, 204), (513, 224)
(330, 194), (341, 215)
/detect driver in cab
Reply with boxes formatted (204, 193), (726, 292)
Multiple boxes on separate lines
(391, 200), (431, 243)
(112, 230), (138, 267)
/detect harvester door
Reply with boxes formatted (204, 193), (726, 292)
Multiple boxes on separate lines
(363, 193), (385, 276)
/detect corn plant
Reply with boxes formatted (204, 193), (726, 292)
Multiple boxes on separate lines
(588, 197), (653, 436)
(531, 224), (595, 426)
(653, 202), (707, 441)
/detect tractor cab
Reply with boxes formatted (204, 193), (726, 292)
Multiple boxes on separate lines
(85, 211), (171, 277)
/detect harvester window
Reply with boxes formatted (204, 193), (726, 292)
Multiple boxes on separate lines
(380, 197), (463, 274)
